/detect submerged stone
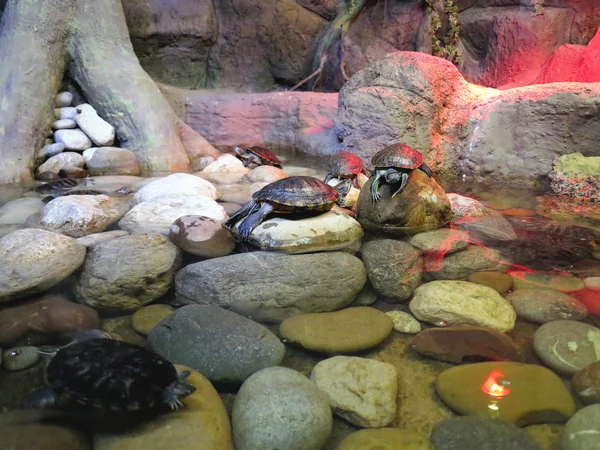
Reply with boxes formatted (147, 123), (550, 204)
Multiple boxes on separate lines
(232, 367), (332, 450)
(510, 271), (586, 292)
(336, 428), (433, 450)
(560, 404), (600, 450)
(436, 362), (576, 426)
(386, 311), (422, 334)
(424, 245), (507, 281)
(176, 252), (366, 322)
(406, 228), (471, 254)
(411, 327), (522, 363)
(279, 307), (393, 353)
(467, 271), (514, 295)
(131, 304), (174, 336)
(506, 288), (588, 324)
(409, 280), (516, 332)
(149, 305), (284, 384)
(533, 320), (600, 376)
(311, 356), (397, 428)
(572, 361), (600, 405)
(431, 417), (542, 450)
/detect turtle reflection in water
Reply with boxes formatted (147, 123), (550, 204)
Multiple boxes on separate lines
(25, 331), (195, 413)
(35, 177), (132, 202)
(225, 175), (350, 242)
(370, 144), (433, 202)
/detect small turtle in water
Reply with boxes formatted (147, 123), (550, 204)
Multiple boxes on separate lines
(25, 331), (195, 413)
(36, 179), (132, 203)
(225, 175), (349, 242)
(323, 151), (366, 190)
(370, 144), (433, 202)
(233, 145), (282, 168)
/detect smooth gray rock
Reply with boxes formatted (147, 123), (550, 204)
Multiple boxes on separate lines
(361, 239), (422, 303)
(506, 288), (588, 324)
(54, 107), (77, 120)
(232, 366), (332, 450)
(55, 91), (73, 107)
(431, 417), (542, 450)
(561, 404), (600, 450)
(533, 320), (600, 376)
(40, 142), (66, 159)
(175, 251), (366, 322)
(2, 346), (40, 371)
(148, 305), (285, 384)
(424, 245), (507, 281)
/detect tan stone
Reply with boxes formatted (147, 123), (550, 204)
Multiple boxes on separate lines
(468, 271), (514, 295)
(94, 366), (232, 450)
(279, 307), (393, 353)
(436, 362), (576, 426)
(132, 304), (175, 336)
(337, 428), (434, 450)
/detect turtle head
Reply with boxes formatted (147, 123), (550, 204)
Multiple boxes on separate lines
(72, 329), (113, 343)
(114, 186), (132, 195)
(384, 169), (402, 184)
(233, 145), (248, 158)
(163, 370), (196, 411)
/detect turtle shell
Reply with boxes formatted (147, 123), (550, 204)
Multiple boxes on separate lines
(247, 146), (282, 166)
(372, 144), (423, 169)
(253, 176), (339, 209)
(325, 151), (364, 177)
(46, 338), (180, 411)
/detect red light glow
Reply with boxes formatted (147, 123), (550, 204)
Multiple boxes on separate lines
(481, 370), (511, 398)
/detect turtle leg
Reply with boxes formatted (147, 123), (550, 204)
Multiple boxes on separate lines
(419, 162), (433, 177)
(351, 175), (361, 189)
(370, 173), (383, 202)
(391, 172), (410, 198)
(238, 203), (274, 242)
(225, 201), (260, 229)
(163, 376), (196, 411)
(24, 387), (59, 409)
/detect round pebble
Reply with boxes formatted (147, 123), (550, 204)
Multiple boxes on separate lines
(386, 311), (422, 334)
(132, 304), (175, 336)
(431, 416), (542, 450)
(232, 366), (332, 450)
(56, 92), (73, 107)
(467, 271), (514, 295)
(337, 428), (433, 450)
(572, 360), (600, 405)
(2, 346), (41, 371)
(533, 320), (600, 375)
(169, 215), (235, 258)
(51, 119), (77, 130)
(560, 404), (600, 450)
(506, 288), (588, 324)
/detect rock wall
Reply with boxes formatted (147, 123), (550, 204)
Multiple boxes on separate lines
(123, 0), (600, 91)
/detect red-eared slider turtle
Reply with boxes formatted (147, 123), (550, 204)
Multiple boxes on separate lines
(370, 144), (433, 202)
(225, 176), (345, 242)
(324, 151), (365, 189)
(25, 331), (195, 412)
(233, 145), (282, 168)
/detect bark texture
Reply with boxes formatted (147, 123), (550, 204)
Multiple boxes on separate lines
(68, 0), (190, 176)
(0, 0), (74, 183)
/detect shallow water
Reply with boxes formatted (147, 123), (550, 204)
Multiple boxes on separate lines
(0, 152), (599, 449)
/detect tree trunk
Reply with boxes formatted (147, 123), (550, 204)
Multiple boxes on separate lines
(0, 0), (74, 183)
(0, 0), (219, 184)
(68, 0), (190, 176)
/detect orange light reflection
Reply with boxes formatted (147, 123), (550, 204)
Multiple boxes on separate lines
(481, 370), (511, 398)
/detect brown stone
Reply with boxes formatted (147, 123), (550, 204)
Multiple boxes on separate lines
(0, 410), (91, 450)
(572, 361), (600, 405)
(279, 307), (393, 353)
(411, 326), (523, 363)
(337, 428), (433, 450)
(467, 271), (514, 295)
(356, 170), (452, 237)
(169, 215), (235, 258)
(0, 294), (101, 346)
